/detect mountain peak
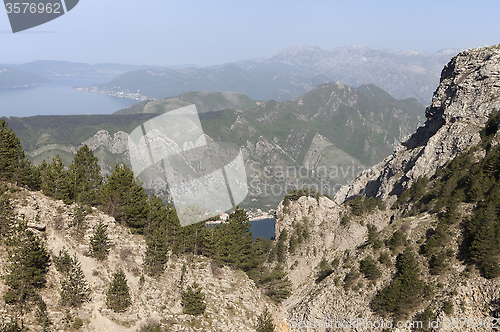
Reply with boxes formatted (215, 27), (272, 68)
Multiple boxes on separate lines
(336, 44), (500, 203)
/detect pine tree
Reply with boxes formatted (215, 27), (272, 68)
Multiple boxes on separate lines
(144, 196), (169, 276)
(256, 307), (275, 332)
(0, 187), (14, 240)
(261, 266), (292, 303)
(53, 247), (73, 274)
(35, 296), (52, 332)
(181, 282), (206, 315)
(215, 207), (256, 270)
(100, 164), (148, 232)
(89, 220), (110, 261)
(71, 204), (89, 240)
(3, 226), (51, 309)
(60, 255), (91, 307)
(38, 155), (69, 201)
(106, 269), (132, 312)
(66, 145), (103, 206)
(373, 246), (426, 318)
(0, 119), (35, 188)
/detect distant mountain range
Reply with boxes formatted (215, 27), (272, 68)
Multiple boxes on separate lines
(88, 45), (460, 104)
(3, 60), (162, 79)
(5, 82), (424, 209)
(1, 44), (459, 104)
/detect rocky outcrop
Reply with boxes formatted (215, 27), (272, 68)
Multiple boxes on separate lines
(0, 188), (276, 332)
(83, 130), (129, 155)
(272, 45), (500, 331)
(335, 45), (500, 203)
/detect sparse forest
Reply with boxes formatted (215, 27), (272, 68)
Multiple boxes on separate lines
(0, 118), (289, 331)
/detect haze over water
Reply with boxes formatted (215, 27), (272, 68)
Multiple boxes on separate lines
(0, 77), (137, 117)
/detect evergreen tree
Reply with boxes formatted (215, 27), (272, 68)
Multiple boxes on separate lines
(181, 282), (206, 315)
(0, 187), (14, 240)
(0, 119), (35, 188)
(261, 266), (292, 303)
(3, 226), (51, 309)
(106, 269), (132, 312)
(71, 204), (89, 240)
(100, 164), (148, 232)
(39, 155), (69, 202)
(89, 220), (110, 261)
(35, 296), (52, 332)
(373, 246), (426, 318)
(66, 145), (103, 206)
(215, 207), (256, 271)
(144, 196), (169, 276)
(60, 255), (91, 307)
(359, 256), (382, 280)
(53, 247), (73, 274)
(276, 229), (288, 264)
(256, 307), (275, 332)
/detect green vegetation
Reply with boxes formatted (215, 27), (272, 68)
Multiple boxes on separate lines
(66, 145), (103, 206)
(256, 307), (275, 332)
(3, 225), (51, 309)
(0, 119), (36, 188)
(53, 248), (74, 274)
(345, 195), (386, 216)
(37, 155), (69, 201)
(366, 224), (383, 249)
(140, 322), (162, 332)
(343, 267), (360, 290)
(4, 113), (157, 152)
(89, 220), (111, 261)
(100, 164), (149, 232)
(0, 185), (14, 240)
(35, 296), (52, 332)
(143, 196), (169, 276)
(359, 256), (382, 280)
(285, 188), (322, 201)
(181, 282), (206, 316)
(386, 230), (407, 253)
(373, 247), (428, 319)
(106, 269), (132, 312)
(392, 111), (500, 278)
(59, 254), (91, 307)
(315, 258), (334, 283)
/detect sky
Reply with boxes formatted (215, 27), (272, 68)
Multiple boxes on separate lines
(1, 0), (500, 67)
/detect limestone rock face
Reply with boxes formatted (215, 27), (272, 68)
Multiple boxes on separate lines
(335, 46), (500, 203)
(83, 130), (130, 155)
(273, 45), (500, 332)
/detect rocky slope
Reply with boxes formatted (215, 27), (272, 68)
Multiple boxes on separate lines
(272, 45), (500, 331)
(0, 186), (276, 332)
(335, 45), (500, 204)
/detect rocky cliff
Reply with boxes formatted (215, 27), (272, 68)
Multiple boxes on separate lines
(336, 45), (500, 203)
(273, 45), (500, 331)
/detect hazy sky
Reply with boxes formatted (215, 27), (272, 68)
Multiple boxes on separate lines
(1, 0), (499, 67)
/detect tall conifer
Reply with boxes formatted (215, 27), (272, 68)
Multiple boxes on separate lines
(66, 145), (102, 206)
(0, 119), (35, 188)
(100, 164), (148, 232)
